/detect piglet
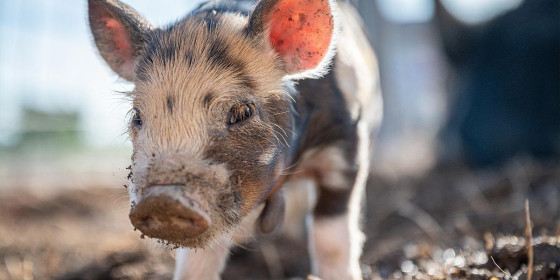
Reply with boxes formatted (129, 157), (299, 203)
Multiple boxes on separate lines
(88, 0), (382, 279)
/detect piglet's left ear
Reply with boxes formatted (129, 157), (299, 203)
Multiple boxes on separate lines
(248, 0), (336, 77)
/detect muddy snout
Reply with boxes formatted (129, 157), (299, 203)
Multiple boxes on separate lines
(129, 185), (210, 242)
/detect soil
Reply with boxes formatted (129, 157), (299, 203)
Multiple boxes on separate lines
(0, 160), (558, 279)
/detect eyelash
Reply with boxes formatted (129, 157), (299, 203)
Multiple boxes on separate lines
(229, 103), (256, 125)
(132, 109), (143, 128)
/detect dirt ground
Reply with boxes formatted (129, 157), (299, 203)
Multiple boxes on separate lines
(0, 159), (558, 279)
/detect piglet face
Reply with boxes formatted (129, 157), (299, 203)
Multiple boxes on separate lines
(88, 0), (335, 248)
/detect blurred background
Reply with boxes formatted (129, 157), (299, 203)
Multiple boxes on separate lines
(0, 0), (558, 279)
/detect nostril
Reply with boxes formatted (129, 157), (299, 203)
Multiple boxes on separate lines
(170, 215), (202, 229)
(138, 216), (158, 229)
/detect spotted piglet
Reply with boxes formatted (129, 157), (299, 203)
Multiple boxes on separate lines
(88, 0), (381, 279)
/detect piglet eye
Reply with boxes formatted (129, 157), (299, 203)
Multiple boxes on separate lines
(229, 103), (256, 125)
(132, 109), (143, 128)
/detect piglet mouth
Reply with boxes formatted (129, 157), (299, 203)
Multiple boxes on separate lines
(129, 185), (211, 243)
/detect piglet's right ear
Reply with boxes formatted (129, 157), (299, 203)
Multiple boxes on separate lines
(247, 0), (336, 78)
(88, 0), (153, 81)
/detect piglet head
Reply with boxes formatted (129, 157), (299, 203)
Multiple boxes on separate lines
(88, 0), (335, 248)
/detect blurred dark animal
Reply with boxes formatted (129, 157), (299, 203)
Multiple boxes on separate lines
(436, 0), (560, 167)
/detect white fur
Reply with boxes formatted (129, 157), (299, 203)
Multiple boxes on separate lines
(258, 147), (278, 165)
(297, 144), (367, 280)
(281, 178), (317, 240)
(172, 206), (263, 280)
(173, 235), (232, 280)
(298, 146), (353, 191)
(334, 3), (383, 129)
(310, 215), (363, 280)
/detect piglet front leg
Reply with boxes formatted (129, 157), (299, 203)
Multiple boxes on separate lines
(299, 145), (368, 280)
(173, 206), (263, 280)
(173, 236), (231, 280)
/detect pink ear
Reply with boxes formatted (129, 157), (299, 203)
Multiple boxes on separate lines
(259, 0), (335, 75)
(88, 0), (152, 81)
(103, 17), (135, 71)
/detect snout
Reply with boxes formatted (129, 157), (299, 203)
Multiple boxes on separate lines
(129, 185), (210, 242)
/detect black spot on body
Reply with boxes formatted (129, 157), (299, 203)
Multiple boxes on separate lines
(203, 91), (216, 108)
(313, 187), (352, 217)
(136, 69), (149, 82)
(286, 61), (361, 218)
(291, 67), (358, 158)
(137, 50), (155, 81)
(236, 73), (257, 90)
(136, 33), (164, 82)
(162, 45), (176, 66)
(167, 96), (174, 113)
(208, 39), (257, 89)
(208, 38), (229, 66)
(185, 51), (194, 67)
